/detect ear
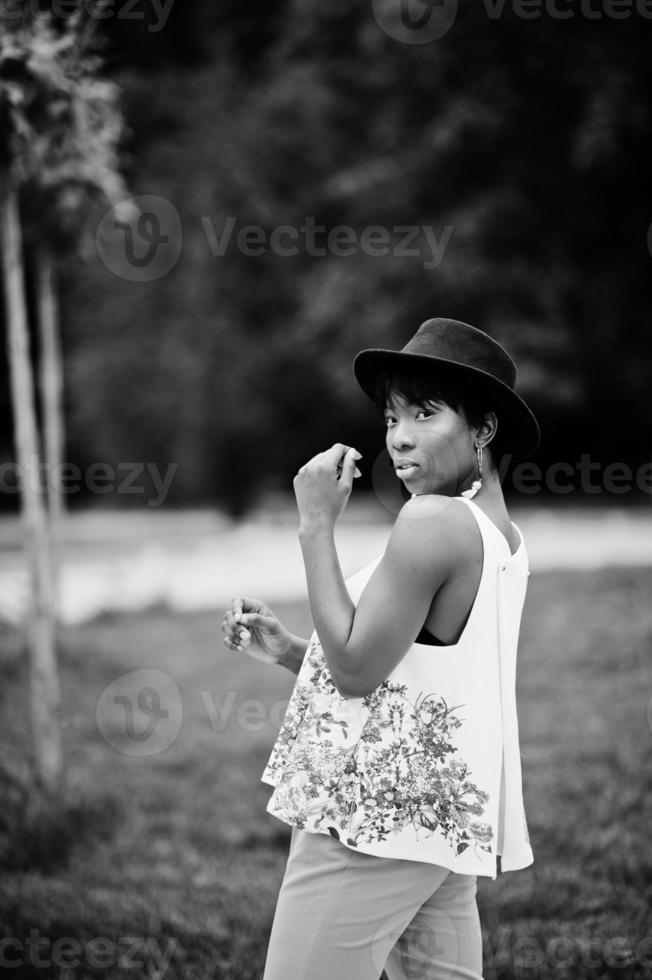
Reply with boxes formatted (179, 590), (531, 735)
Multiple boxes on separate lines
(477, 410), (498, 447)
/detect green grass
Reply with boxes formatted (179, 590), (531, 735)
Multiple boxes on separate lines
(1, 568), (651, 979)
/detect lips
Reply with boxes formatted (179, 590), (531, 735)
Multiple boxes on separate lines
(394, 460), (420, 477)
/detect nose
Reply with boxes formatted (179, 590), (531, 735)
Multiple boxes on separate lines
(389, 419), (416, 451)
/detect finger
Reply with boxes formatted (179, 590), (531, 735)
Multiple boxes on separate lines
(231, 596), (266, 622)
(235, 628), (250, 647)
(328, 443), (363, 479)
(339, 447), (363, 487)
(223, 635), (241, 652)
(239, 612), (277, 631)
(322, 443), (351, 469)
(222, 613), (249, 649)
(223, 610), (238, 635)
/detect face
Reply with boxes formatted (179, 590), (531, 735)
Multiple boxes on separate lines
(384, 391), (478, 496)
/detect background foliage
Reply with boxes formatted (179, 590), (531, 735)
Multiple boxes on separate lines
(1, 0), (651, 513)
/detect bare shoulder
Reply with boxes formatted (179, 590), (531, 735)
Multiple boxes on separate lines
(398, 494), (475, 536)
(398, 493), (458, 521)
(387, 494), (477, 575)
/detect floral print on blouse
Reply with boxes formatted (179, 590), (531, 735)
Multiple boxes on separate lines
(263, 633), (494, 859)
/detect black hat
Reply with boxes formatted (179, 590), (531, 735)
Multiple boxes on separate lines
(353, 317), (540, 460)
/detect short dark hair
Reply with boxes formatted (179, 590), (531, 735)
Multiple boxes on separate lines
(373, 364), (504, 459)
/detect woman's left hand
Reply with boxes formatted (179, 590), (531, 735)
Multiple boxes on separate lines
(293, 443), (362, 529)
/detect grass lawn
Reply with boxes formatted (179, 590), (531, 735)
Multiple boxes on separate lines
(1, 566), (651, 979)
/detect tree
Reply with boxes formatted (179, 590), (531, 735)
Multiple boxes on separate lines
(0, 178), (61, 794)
(20, 9), (129, 613)
(0, 9), (129, 791)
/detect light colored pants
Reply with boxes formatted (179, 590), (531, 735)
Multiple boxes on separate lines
(262, 825), (484, 980)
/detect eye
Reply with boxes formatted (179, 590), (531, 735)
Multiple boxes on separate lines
(416, 407), (435, 420)
(384, 415), (397, 428)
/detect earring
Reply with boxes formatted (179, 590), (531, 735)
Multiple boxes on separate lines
(460, 444), (483, 500)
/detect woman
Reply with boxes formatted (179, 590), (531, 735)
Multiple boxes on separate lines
(221, 317), (540, 980)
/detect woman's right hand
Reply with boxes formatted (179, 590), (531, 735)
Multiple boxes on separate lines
(221, 597), (292, 665)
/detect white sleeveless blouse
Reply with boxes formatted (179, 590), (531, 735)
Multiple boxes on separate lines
(261, 496), (534, 879)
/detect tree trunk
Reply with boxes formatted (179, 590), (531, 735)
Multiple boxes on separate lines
(0, 182), (62, 794)
(37, 240), (64, 622)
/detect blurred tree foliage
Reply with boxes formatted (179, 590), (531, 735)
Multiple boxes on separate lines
(1, 0), (651, 513)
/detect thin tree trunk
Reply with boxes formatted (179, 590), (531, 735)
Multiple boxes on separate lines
(37, 240), (64, 621)
(0, 182), (62, 794)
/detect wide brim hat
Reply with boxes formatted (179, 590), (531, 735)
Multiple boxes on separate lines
(353, 317), (540, 461)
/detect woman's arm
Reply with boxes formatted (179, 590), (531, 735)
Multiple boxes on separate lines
(299, 496), (459, 697)
(294, 445), (465, 699)
(276, 633), (311, 676)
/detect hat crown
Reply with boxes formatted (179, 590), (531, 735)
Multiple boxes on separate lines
(404, 318), (517, 390)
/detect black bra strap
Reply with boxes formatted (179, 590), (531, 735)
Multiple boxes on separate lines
(415, 626), (448, 646)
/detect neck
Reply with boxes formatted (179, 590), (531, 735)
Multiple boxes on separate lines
(469, 461), (507, 507)
(457, 452), (504, 503)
